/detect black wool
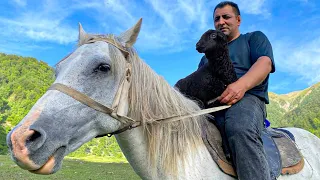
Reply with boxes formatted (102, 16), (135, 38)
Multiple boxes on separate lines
(175, 30), (237, 107)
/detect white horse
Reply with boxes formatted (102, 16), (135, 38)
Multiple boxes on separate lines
(6, 19), (320, 179)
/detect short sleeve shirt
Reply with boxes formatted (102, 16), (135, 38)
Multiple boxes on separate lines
(198, 31), (275, 104)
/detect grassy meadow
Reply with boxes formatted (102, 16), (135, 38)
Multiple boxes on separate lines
(0, 155), (140, 180)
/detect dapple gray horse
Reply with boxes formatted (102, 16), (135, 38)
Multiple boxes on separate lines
(6, 19), (320, 179)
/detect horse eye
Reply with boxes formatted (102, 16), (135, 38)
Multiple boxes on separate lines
(95, 64), (111, 72)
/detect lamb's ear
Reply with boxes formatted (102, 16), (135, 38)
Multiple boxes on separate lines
(119, 18), (142, 48)
(78, 23), (88, 46)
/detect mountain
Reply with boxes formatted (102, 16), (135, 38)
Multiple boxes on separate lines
(267, 82), (320, 137)
(0, 52), (319, 158)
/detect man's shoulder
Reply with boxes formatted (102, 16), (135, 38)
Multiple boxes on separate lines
(245, 31), (269, 42)
(235, 31), (266, 43)
(243, 31), (266, 39)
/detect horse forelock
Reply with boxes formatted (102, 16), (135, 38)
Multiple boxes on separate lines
(127, 50), (204, 177)
(78, 33), (116, 47)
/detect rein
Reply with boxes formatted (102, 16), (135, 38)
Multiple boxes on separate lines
(49, 38), (230, 137)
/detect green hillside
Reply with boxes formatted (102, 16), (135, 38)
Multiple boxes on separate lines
(0, 52), (319, 160)
(267, 82), (320, 137)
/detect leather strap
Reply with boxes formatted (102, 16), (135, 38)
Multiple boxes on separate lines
(87, 37), (129, 58)
(49, 83), (136, 124)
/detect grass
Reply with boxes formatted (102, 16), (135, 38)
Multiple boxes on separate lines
(0, 155), (141, 180)
(66, 155), (128, 163)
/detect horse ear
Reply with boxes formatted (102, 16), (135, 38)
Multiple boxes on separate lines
(78, 23), (87, 46)
(119, 18), (142, 48)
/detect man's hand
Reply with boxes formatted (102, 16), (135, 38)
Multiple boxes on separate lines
(218, 81), (247, 105)
(218, 56), (273, 105)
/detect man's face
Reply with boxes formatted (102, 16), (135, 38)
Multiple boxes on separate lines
(214, 5), (241, 38)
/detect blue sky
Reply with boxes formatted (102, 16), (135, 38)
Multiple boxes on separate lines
(0, 0), (319, 94)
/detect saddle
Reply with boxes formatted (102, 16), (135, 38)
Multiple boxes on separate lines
(201, 118), (304, 179)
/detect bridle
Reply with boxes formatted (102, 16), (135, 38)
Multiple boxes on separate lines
(49, 37), (230, 137)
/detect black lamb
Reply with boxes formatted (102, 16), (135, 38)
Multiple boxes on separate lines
(175, 29), (237, 107)
(175, 30), (238, 160)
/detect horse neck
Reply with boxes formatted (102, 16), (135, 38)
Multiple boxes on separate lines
(115, 126), (231, 180)
(115, 127), (153, 179)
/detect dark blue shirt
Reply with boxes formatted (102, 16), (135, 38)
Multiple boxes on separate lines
(198, 31), (275, 104)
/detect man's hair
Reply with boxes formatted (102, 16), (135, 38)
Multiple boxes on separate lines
(214, 1), (240, 16)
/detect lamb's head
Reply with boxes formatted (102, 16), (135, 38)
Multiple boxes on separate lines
(196, 30), (228, 54)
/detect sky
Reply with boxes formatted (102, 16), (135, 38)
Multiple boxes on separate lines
(0, 0), (319, 94)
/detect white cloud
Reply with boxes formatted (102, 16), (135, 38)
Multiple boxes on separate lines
(145, 0), (209, 29)
(0, 16), (77, 45)
(232, 0), (270, 17)
(103, 0), (136, 23)
(136, 0), (212, 52)
(0, 39), (52, 56)
(0, 0), (80, 47)
(273, 37), (320, 85)
(0, 0), (141, 52)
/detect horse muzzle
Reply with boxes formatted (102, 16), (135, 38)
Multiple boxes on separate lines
(6, 108), (65, 174)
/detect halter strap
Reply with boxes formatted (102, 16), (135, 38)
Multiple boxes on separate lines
(49, 83), (136, 124)
(87, 37), (130, 58)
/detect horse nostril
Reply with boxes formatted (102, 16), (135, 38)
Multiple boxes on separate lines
(26, 129), (47, 151)
(27, 131), (41, 142)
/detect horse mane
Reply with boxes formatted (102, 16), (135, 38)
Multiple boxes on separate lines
(80, 33), (205, 177)
(128, 48), (204, 176)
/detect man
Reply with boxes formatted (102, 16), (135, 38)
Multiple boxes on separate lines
(198, 1), (275, 180)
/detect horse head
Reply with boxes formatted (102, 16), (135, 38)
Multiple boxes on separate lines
(6, 19), (142, 174)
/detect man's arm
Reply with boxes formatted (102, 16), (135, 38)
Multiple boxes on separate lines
(218, 56), (272, 105)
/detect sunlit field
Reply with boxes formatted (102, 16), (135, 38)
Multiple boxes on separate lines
(0, 155), (140, 180)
